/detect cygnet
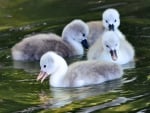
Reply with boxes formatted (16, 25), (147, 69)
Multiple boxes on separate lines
(87, 8), (125, 46)
(11, 19), (89, 61)
(37, 51), (123, 87)
(87, 31), (135, 65)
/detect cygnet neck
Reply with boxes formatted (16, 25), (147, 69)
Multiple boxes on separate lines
(63, 36), (84, 55)
(50, 54), (68, 87)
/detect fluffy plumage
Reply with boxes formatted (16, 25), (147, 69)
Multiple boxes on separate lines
(87, 21), (104, 46)
(87, 8), (125, 46)
(11, 19), (89, 61)
(87, 31), (135, 65)
(37, 51), (123, 87)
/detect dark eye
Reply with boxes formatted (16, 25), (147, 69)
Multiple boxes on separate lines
(82, 33), (85, 37)
(44, 65), (46, 68)
(105, 20), (108, 23)
(106, 45), (109, 48)
(114, 19), (117, 22)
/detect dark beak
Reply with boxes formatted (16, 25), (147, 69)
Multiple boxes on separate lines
(81, 39), (89, 49)
(110, 50), (117, 61)
(108, 24), (114, 31)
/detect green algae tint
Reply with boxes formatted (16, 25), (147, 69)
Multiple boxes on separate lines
(0, 0), (150, 112)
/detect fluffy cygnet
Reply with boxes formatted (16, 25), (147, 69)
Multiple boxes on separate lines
(37, 51), (123, 87)
(11, 19), (89, 61)
(87, 8), (125, 46)
(87, 31), (135, 65)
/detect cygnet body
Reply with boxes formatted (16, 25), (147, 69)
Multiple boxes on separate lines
(37, 51), (123, 87)
(11, 19), (89, 61)
(87, 31), (135, 65)
(87, 8), (125, 46)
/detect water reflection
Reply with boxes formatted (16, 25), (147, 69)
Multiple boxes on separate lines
(38, 79), (123, 109)
(78, 93), (149, 113)
(121, 61), (135, 70)
(12, 61), (39, 73)
(0, 0), (150, 112)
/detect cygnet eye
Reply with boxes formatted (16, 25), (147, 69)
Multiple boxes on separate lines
(114, 19), (117, 22)
(44, 65), (46, 68)
(82, 33), (85, 37)
(105, 20), (108, 23)
(106, 45), (109, 48)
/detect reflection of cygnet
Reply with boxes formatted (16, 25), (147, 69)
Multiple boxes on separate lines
(11, 19), (89, 61)
(38, 79), (122, 108)
(37, 51), (123, 87)
(87, 8), (125, 46)
(87, 31), (135, 65)
(13, 61), (39, 73)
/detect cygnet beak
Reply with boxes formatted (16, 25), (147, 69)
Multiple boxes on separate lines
(37, 71), (48, 83)
(110, 50), (118, 61)
(108, 24), (114, 31)
(81, 39), (89, 49)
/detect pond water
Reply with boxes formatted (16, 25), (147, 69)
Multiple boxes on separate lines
(0, 0), (150, 113)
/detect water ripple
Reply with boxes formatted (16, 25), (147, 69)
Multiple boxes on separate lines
(78, 93), (149, 113)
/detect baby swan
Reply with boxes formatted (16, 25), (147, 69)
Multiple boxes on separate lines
(87, 8), (125, 46)
(87, 31), (135, 65)
(37, 51), (123, 87)
(11, 19), (89, 61)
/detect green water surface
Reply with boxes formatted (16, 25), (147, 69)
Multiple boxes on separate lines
(0, 0), (150, 113)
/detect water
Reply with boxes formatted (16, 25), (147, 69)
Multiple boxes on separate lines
(0, 0), (150, 112)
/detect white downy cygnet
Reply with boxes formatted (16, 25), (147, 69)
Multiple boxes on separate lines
(37, 51), (123, 87)
(11, 19), (89, 61)
(87, 8), (125, 46)
(87, 31), (135, 65)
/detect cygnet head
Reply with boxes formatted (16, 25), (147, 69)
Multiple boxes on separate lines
(37, 52), (60, 83)
(62, 19), (89, 49)
(102, 31), (120, 61)
(102, 8), (120, 31)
